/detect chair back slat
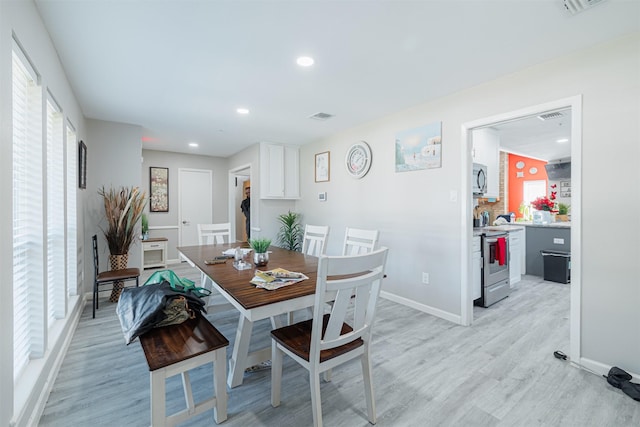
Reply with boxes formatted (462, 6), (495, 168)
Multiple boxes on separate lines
(311, 247), (388, 358)
(301, 224), (329, 257)
(92, 235), (100, 278)
(342, 227), (379, 256)
(198, 223), (231, 245)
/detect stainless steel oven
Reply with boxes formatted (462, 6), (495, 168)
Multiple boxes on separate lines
(477, 231), (510, 307)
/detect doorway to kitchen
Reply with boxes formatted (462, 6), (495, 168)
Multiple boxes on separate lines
(229, 164), (252, 243)
(462, 96), (582, 362)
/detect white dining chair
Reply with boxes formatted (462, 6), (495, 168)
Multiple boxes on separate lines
(342, 227), (379, 255)
(302, 224), (330, 257)
(271, 247), (389, 427)
(198, 222), (231, 245)
(288, 224), (330, 324)
(197, 223), (233, 311)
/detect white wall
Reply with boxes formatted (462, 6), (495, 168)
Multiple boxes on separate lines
(84, 119), (143, 295)
(0, 1), (86, 425)
(141, 149), (229, 260)
(297, 34), (640, 374)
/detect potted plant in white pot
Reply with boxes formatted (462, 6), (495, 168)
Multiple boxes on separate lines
(249, 238), (271, 267)
(98, 186), (146, 301)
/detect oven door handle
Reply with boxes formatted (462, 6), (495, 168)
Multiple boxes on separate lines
(485, 237), (507, 243)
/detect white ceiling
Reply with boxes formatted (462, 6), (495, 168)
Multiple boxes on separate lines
(491, 108), (572, 162)
(35, 0), (639, 158)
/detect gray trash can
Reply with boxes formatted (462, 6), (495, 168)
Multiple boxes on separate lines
(541, 250), (571, 284)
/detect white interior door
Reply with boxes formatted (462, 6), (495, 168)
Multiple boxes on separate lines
(179, 168), (213, 246)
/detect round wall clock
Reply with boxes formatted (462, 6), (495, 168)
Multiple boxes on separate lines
(345, 141), (372, 178)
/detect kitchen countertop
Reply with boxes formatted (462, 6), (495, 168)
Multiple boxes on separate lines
(514, 221), (571, 229)
(473, 222), (570, 236)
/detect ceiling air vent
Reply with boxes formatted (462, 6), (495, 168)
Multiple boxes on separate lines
(562, 0), (606, 15)
(537, 111), (564, 121)
(308, 112), (334, 121)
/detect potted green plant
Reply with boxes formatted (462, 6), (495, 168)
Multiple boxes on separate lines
(249, 238), (272, 266)
(98, 186), (146, 300)
(557, 203), (570, 222)
(141, 213), (149, 240)
(276, 210), (303, 251)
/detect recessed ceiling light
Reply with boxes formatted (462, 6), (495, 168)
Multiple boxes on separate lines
(188, 142), (199, 148)
(556, 138), (569, 143)
(237, 108), (250, 115)
(296, 56), (314, 67)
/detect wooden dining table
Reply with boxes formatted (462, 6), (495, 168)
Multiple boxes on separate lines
(177, 243), (320, 388)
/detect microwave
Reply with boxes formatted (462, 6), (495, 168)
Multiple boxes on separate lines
(472, 163), (487, 195)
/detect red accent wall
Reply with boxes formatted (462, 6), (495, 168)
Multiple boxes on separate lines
(508, 154), (548, 218)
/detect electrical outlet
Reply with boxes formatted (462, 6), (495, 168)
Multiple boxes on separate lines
(422, 272), (430, 285)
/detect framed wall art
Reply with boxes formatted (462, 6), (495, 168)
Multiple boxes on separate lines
(78, 140), (87, 189)
(315, 151), (330, 182)
(395, 121), (442, 172)
(149, 167), (169, 212)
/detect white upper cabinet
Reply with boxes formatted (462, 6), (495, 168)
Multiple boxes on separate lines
(260, 143), (300, 199)
(472, 128), (500, 198)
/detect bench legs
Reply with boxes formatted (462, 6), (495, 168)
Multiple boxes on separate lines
(150, 348), (228, 426)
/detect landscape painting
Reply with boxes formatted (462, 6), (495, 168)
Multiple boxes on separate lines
(395, 121), (442, 172)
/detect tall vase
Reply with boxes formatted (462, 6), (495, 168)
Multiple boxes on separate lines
(109, 253), (129, 302)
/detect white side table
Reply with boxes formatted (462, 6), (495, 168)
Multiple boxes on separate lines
(142, 237), (168, 269)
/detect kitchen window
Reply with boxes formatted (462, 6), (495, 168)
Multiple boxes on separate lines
(523, 180), (546, 205)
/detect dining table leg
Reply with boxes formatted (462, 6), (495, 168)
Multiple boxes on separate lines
(228, 313), (254, 388)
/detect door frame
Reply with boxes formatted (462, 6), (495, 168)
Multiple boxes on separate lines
(228, 163), (253, 243)
(461, 95), (582, 363)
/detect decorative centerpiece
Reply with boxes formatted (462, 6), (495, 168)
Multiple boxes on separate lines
(249, 238), (271, 267)
(531, 196), (557, 225)
(99, 186), (146, 301)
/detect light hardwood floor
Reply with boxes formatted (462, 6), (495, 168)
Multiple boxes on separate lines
(39, 264), (639, 426)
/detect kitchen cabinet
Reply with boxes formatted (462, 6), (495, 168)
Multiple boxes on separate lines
(260, 143), (300, 199)
(472, 236), (482, 300)
(525, 225), (570, 277)
(509, 229), (524, 286)
(472, 128), (499, 198)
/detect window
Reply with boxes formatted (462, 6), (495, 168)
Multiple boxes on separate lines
(523, 180), (546, 205)
(13, 46), (44, 380)
(66, 124), (78, 296)
(47, 95), (65, 324)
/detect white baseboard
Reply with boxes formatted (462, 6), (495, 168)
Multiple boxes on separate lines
(380, 290), (462, 325)
(577, 357), (640, 382)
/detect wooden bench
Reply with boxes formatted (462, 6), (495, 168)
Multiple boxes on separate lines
(139, 314), (229, 426)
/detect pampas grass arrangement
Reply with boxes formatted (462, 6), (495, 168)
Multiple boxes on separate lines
(99, 186), (146, 255)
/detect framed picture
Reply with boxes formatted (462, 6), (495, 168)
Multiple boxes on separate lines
(315, 151), (330, 182)
(395, 121), (442, 172)
(78, 140), (87, 189)
(149, 167), (169, 212)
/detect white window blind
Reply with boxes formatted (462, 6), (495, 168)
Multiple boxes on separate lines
(66, 124), (78, 297)
(47, 96), (66, 324)
(12, 47), (45, 380)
